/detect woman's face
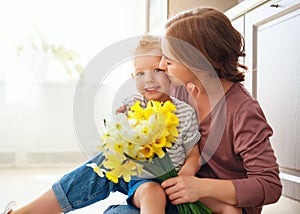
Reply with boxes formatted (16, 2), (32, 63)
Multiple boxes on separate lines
(159, 42), (197, 86)
(159, 56), (192, 86)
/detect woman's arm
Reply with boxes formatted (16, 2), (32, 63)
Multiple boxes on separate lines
(232, 100), (282, 207)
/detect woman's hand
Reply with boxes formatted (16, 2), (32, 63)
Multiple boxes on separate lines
(162, 176), (238, 206)
(161, 175), (204, 205)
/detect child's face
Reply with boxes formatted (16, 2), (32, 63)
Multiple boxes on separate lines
(134, 55), (171, 102)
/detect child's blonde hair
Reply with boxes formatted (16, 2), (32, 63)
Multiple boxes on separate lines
(134, 34), (161, 56)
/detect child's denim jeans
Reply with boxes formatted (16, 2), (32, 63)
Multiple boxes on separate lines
(52, 153), (245, 214)
(52, 153), (179, 213)
(52, 154), (129, 213)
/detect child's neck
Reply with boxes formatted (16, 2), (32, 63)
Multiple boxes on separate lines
(148, 96), (172, 103)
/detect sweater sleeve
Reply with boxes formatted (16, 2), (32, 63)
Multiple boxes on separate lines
(232, 100), (282, 207)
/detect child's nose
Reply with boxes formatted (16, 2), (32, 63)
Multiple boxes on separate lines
(145, 72), (155, 83)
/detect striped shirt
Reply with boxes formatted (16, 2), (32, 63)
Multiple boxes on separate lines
(122, 94), (200, 171)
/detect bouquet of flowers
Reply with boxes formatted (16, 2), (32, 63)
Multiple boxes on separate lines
(88, 100), (211, 214)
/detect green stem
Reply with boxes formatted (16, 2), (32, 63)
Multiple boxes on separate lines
(125, 153), (211, 214)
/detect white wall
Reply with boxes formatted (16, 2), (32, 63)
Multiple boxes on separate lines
(168, 0), (238, 17)
(0, 0), (151, 167)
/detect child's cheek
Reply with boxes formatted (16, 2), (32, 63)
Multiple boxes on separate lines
(135, 79), (144, 94)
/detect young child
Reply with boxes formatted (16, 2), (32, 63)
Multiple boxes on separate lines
(3, 34), (201, 214)
(122, 34), (201, 214)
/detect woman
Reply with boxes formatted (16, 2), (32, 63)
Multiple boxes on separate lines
(158, 8), (282, 214)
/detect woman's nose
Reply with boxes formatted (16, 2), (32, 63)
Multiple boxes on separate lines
(159, 56), (167, 72)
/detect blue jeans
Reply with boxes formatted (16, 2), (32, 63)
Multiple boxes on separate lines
(52, 153), (242, 214)
(52, 153), (178, 213)
(52, 154), (130, 213)
(104, 205), (246, 214)
(104, 202), (178, 214)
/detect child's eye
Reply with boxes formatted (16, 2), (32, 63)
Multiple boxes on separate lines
(136, 71), (144, 77)
(153, 69), (164, 73)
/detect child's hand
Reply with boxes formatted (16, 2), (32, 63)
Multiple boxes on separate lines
(115, 105), (127, 114)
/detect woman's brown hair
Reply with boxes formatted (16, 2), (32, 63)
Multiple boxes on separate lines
(166, 8), (247, 82)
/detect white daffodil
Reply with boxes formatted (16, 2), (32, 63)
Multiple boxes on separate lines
(86, 163), (105, 177)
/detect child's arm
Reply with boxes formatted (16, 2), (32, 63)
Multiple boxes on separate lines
(178, 144), (201, 176)
(115, 105), (127, 114)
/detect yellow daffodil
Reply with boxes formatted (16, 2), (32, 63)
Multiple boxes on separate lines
(166, 112), (179, 127)
(122, 161), (138, 182)
(102, 154), (123, 169)
(154, 136), (167, 148)
(128, 101), (144, 121)
(161, 100), (177, 115)
(139, 144), (154, 159)
(105, 160), (138, 183)
(166, 126), (178, 141)
(106, 169), (120, 183)
(149, 112), (166, 136)
(148, 100), (162, 112)
(152, 144), (166, 158)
